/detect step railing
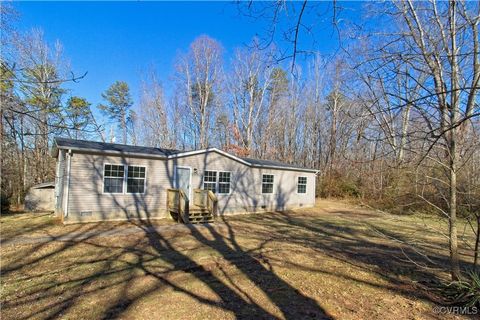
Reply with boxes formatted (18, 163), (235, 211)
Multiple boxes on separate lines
(193, 189), (218, 218)
(207, 190), (218, 217)
(167, 188), (189, 223)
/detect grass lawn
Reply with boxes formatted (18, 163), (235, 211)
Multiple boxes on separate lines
(0, 200), (476, 319)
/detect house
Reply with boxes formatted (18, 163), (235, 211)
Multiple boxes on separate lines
(25, 182), (55, 212)
(52, 137), (318, 224)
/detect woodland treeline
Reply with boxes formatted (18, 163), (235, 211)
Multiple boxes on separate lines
(1, 2), (479, 280)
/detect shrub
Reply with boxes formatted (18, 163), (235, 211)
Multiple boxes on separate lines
(441, 271), (480, 307)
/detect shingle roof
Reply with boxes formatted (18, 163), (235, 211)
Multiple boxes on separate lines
(53, 137), (317, 172)
(31, 182), (55, 189)
(239, 157), (311, 171)
(54, 137), (180, 157)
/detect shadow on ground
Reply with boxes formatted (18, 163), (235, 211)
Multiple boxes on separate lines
(1, 204), (471, 319)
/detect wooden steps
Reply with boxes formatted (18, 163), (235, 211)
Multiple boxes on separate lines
(167, 189), (217, 224)
(188, 208), (214, 224)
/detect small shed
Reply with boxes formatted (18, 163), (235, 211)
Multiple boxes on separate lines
(25, 182), (55, 212)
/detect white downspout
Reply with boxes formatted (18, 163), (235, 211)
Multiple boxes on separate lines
(64, 149), (72, 218)
(54, 151), (62, 212)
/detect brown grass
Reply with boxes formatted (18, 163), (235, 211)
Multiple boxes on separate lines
(0, 200), (475, 319)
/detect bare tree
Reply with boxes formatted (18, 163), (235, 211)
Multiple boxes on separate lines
(136, 71), (173, 148)
(175, 35), (224, 149)
(228, 45), (273, 155)
(349, 0), (480, 280)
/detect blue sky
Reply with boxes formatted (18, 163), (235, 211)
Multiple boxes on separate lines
(12, 1), (364, 117)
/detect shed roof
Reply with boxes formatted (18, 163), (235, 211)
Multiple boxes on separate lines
(31, 182), (55, 189)
(53, 137), (318, 173)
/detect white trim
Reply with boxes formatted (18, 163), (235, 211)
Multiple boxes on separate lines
(170, 148), (252, 167)
(296, 176), (308, 195)
(261, 173), (275, 194)
(126, 165), (147, 195)
(201, 170), (232, 195)
(174, 165), (192, 200)
(171, 148), (319, 173)
(64, 150), (72, 217)
(54, 146), (169, 160)
(217, 171), (232, 195)
(101, 163), (148, 195)
(102, 163), (126, 194)
(202, 170), (218, 193)
(54, 150), (63, 209)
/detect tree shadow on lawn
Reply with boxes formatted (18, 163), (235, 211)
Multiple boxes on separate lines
(96, 154), (332, 320)
(0, 151), (465, 320)
(250, 209), (474, 295)
(1, 206), (461, 320)
(0, 153), (333, 320)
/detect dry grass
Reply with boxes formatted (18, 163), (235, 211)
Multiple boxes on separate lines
(0, 211), (175, 241)
(0, 200), (475, 319)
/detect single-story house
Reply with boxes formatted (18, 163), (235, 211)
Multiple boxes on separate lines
(25, 182), (55, 212)
(52, 137), (318, 224)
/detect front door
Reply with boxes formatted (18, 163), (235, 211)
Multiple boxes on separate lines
(176, 167), (191, 200)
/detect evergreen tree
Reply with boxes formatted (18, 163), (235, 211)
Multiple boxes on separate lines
(65, 96), (92, 139)
(98, 81), (133, 144)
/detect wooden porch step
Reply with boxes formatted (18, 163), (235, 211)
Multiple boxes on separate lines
(189, 217), (214, 224)
(189, 211), (211, 217)
(188, 209), (214, 223)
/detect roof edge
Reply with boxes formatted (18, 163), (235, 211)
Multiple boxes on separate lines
(54, 140), (318, 173)
(55, 145), (169, 159)
(170, 148), (318, 173)
(169, 148), (252, 166)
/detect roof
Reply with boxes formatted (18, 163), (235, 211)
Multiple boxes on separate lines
(54, 137), (180, 157)
(240, 157), (308, 171)
(31, 182), (55, 189)
(53, 137), (318, 173)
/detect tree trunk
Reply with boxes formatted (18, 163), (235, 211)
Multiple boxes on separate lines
(474, 214), (480, 273)
(449, 130), (461, 281)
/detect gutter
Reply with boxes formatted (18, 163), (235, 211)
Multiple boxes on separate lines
(64, 149), (72, 218)
(53, 146), (169, 160)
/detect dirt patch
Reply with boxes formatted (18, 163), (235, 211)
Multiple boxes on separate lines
(0, 199), (473, 319)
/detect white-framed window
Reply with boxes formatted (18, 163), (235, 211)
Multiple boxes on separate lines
(218, 172), (231, 194)
(127, 165), (146, 193)
(262, 174), (274, 194)
(203, 171), (217, 193)
(104, 164), (125, 193)
(297, 176), (307, 194)
(103, 164), (146, 194)
(203, 171), (231, 194)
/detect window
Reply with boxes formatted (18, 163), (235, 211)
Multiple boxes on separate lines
(103, 164), (147, 194)
(262, 174), (274, 194)
(127, 166), (146, 193)
(203, 171), (217, 193)
(104, 164), (124, 193)
(218, 172), (231, 194)
(297, 176), (307, 194)
(203, 171), (231, 194)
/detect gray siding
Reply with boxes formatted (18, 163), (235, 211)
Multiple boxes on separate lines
(64, 150), (316, 223)
(25, 188), (55, 211)
(171, 152), (316, 215)
(66, 152), (172, 222)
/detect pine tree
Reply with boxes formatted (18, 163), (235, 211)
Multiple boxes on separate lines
(98, 81), (133, 144)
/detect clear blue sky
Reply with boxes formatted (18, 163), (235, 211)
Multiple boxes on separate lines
(12, 1), (364, 117)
